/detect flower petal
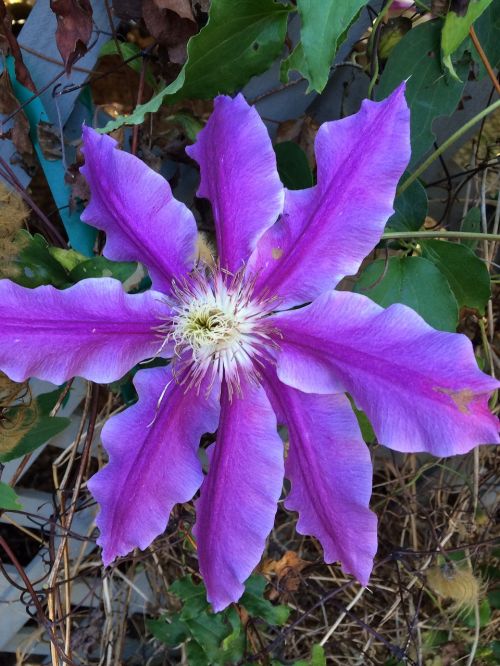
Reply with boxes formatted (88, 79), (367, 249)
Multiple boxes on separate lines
(0, 278), (168, 384)
(249, 84), (410, 307)
(88, 366), (220, 565)
(263, 368), (377, 584)
(81, 127), (197, 292)
(193, 378), (284, 611)
(271, 290), (500, 456)
(186, 94), (284, 272)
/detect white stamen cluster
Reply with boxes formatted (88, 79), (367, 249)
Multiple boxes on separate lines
(155, 267), (278, 397)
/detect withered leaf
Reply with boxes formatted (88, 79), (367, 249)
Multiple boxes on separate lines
(65, 162), (90, 212)
(0, 69), (18, 115)
(142, 0), (197, 64)
(262, 551), (309, 600)
(50, 0), (93, 74)
(37, 121), (63, 161)
(0, 69), (33, 161)
(11, 109), (33, 159)
(0, 0), (36, 93)
(153, 0), (194, 21)
(192, 0), (210, 12)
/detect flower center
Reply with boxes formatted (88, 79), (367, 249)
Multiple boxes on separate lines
(182, 307), (238, 349)
(156, 267), (278, 397)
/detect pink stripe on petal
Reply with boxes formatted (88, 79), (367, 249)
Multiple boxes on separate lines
(186, 94), (284, 273)
(271, 291), (499, 456)
(89, 366), (220, 565)
(263, 368), (377, 584)
(0, 278), (168, 384)
(81, 127), (197, 293)
(249, 84), (410, 308)
(194, 378), (284, 611)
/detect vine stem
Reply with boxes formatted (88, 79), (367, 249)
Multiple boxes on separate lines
(398, 98), (500, 194)
(469, 25), (500, 96)
(366, 0), (393, 99)
(382, 230), (500, 241)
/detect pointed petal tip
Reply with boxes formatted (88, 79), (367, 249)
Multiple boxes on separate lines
(207, 583), (245, 613)
(213, 91), (248, 110)
(321, 539), (375, 587)
(81, 124), (111, 150)
(99, 548), (115, 569)
(380, 79), (409, 113)
(394, 79), (408, 96)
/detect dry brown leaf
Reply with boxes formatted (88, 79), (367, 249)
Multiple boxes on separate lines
(261, 551), (309, 600)
(153, 0), (194, 21)
(65, 162), (90, 213)
(0, 69), (34, 161)
(37, 121), (63, 161)
(0, 0), (36, 92)
(0, 68), (18, 115)
(192, 0), (210, 12)
(142, 0), (197, 64)
(50, 0), (93, 74)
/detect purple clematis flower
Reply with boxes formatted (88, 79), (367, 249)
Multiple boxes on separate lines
(0, 85), (498, 611)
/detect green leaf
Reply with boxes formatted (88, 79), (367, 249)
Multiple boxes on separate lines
(274, 141), (314, 190)
(293, 644), (327, 666)
(0, 482), (23, 511)
(420, 240), (490, 312)
(48, 247), (87, 272)
(460, 206), (481, 249)
(101, 0), (290, 132)
(422, 629), (450, 648)
(377, 20), (468, 166)
(282, 0), (368, 93)
(11, 232), (70, 289)
(474, 1), (500, 70)
(148, 586), (246, 664)
(184, 614), (233, 663)
(240, 575), (290, 625)
(147, 616), (189, 646)
(99, 78), (182, 134)
(441, 0), (493, 79)
(170, 576), (210, 620)
(351, 403), (376, 443)
(281, 42), (306, 85)
(68, 256), (137, 283)
(0, 389), (71, 463)
(488, 589), (500, 609)
(387, 173), (428, 232)
(354, 256), (459, 331)
(220, 606), (246, 663)
(462, 598), (491, 628)
(186, 639), (210, 666)
(311, 644), (326, 666)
